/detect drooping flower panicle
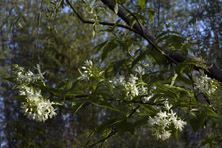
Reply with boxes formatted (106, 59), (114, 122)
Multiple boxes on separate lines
(12, 64), (56, 122)
(194, 75), (218, 95)
(12, 64), (44, 84)
(20, 86), (57, 122)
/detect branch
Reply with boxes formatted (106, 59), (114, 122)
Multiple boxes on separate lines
(101, 0), (222, 83)
(66, 0), (138, 33)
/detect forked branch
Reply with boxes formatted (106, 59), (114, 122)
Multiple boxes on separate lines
(66, 0), (138, 33)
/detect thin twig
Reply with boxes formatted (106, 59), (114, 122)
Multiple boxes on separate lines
(66, 0), (138, 33)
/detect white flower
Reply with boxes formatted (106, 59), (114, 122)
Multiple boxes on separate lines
(164, 101), (173, 111)
(157, 111), (168, 118)
(125, 83), (139, 98)
(79, 73), (89, 80)
(148, 116), (157, 125)
(168, 109), (177, 120)
(35, 64), (45, 79)
(131, 85), (139, 96)
(142, 96), (151, 103)
(83, 60), (93, 67)
(139, 85), (147, 94)
(150, 122), (171, 141)
(159, 130), (171, 141)
(135, 65), (145, 75)
(111, 76), (126, 87)
(119, 76), (126, 85)
(172, 119), (187, 131)
(129, 74), (138, 85)
(202, 75), (211, 81)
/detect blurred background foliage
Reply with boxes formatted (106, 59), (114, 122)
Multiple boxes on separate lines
(0, 0), (222, 147)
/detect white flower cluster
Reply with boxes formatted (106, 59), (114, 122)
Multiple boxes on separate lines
(194, 75), (218, 95)
(79, 60), (93, 80)
(12, 65), (56, 122)
(12, 64), (44, 84)
(111, 66), (148, 100)
(112, 75), (126, 86)
(148, 102), (187, 141)
(135, 65), (145, 75)
(20, 86), (57, 122)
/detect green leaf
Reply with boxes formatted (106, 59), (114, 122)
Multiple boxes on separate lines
(64, 79), (79, 93)
(116, 121), (135, 134)
(147, 8), (155, 22)
(177, 74), (192, 85)
(101, 40), (118, 61)
(94, 40), (108, 52)
(71, 102), (76, 107)
(18, 22), (23, 28)
(134, 118), (148, 127)
(4, 77), (16, 83)
(54, 102), (63, 106)
(130, 19), (137, 28)
(91, 101), (119, 111)
(170, 73), (178, 86)
(138, 0), (145, 9)
(175, 63), (189, 74)
(36, 85), (61, 96)
(200, 136), (219, 148)
(131, 49), (149, 68)
(56, 80), (68, 89)
(165, 35), (185, 48)
(116, 40), (128, 52)
(87, 119), (123, 141)
(13, 95), (26, 101)
(157, 31), (182, 44)
(140, 104), (158, 115)
(92, 30), (95, 37)
(190, 111), (206, 133)
(72, 101), (86, 114)
(148, 94), (165, 103)
(113, 58), (125, 73)
(164, 84), (191, 96)
(204, 106), (218, 117)
(171, 128), (179, 140)
(114, 3), (118, 14)
(97, 22), (105, 31)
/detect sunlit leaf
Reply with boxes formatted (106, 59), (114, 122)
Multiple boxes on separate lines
(138, 0), (145, 9)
